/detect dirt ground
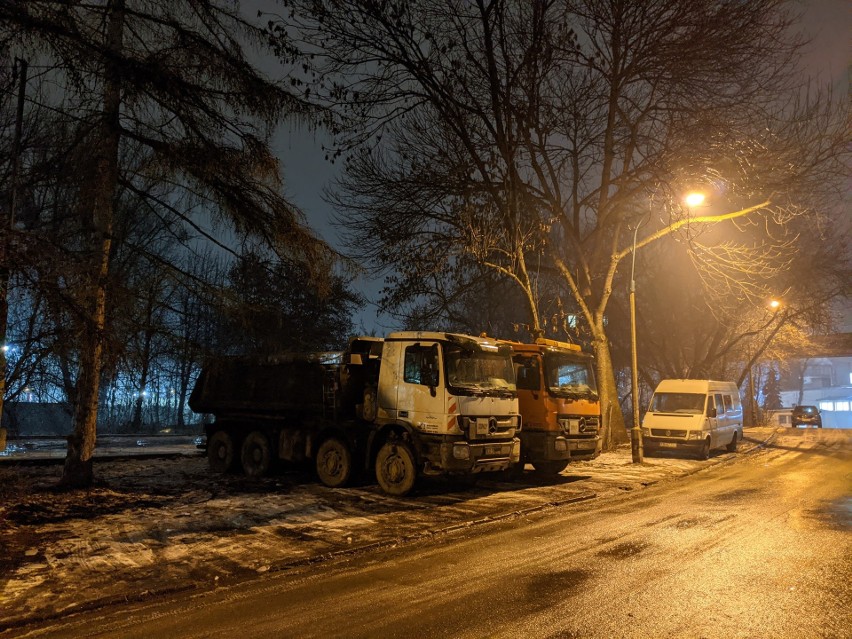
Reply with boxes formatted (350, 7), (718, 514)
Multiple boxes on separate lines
(0, 429), (775, 631)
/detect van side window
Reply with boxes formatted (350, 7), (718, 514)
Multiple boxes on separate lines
(723, 395), (734, 412)
(404, 345), (439, 387)
(715, 394), (725, 414)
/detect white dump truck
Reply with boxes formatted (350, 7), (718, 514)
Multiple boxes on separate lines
(190, 332), (522, 496)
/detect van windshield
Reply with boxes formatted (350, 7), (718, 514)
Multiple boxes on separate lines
(651, 392), (706, 414)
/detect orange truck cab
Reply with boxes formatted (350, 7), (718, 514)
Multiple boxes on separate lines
(502, 338), (602, 474)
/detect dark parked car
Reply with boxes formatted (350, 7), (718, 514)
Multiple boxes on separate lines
(791, 405), (822, 428)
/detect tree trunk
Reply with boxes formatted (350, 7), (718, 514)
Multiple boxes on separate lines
(131, 328), (154, 431)
(0, 58), (28, 451)
(592, 328), (629, 451)
(796, 358), (809, 406)
(61, 0), (124, 488)
(63, 226), (113, 486)
(0, 275), (8, 452)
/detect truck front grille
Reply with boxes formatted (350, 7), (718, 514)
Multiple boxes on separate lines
(650, 429), (687, 438)
(558, 415), (600, 436)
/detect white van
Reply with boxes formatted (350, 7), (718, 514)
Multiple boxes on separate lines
(641, 379), (743, 460)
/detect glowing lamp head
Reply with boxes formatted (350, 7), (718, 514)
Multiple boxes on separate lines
(684, 192), (706, 207)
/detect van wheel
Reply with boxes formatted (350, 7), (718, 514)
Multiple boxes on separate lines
(375, 440), (417, 497)
(316, 437), (353, 488)
(726, 431), (739, 452)
(241, 431), (272, 477)
(698, 438), (711, 461)
(208, 430), (237, 473)
(532, 460), (569, 475)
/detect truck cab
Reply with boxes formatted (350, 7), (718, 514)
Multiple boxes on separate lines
(502, 338), (602, 474)
(372, 332), (521, 494)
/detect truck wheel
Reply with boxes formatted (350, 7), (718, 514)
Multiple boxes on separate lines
(726, 431), (739, 452)
(241, 431), (272, 477)
(208, 430), (237, 473)
(532, 460), (569, 475)
(375, 440), (417, 497)
(316, 437), (353, 488)
(698, 438), (711, 461)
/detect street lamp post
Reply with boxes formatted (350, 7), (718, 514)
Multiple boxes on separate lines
(629, 219), (645, 464)
(629, 192), (706, 463)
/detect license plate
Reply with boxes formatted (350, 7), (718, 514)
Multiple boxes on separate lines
(659, 442), (677, 449)
(577, 441), (597, 449)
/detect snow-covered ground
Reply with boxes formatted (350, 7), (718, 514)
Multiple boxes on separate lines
(0, 428), (776, 631)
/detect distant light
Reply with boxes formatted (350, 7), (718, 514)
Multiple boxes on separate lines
(685, 192), (706, 207)
(769, 299), (781, 310)
(1, 345), (8, 353)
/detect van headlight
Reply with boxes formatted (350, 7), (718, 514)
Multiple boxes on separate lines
(641, 427), (650, 436)
(687, 431), (703, 440)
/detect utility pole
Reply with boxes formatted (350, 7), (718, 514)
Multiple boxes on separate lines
(0, 58), (27, 452)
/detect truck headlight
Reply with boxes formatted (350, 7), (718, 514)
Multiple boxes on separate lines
(453, 442), (470, 460)
(641, 427), (650, 436)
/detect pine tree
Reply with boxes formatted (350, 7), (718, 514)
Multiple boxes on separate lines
(2, 1), (330, 486)
(762, 366), (783, 411)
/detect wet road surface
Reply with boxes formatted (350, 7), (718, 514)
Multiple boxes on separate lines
(7, 428), (851, 638)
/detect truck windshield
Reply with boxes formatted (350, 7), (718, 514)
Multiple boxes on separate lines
(651, 392), (706, 414)
(543, 353), (597, 399)
(445, 345), (516, 395)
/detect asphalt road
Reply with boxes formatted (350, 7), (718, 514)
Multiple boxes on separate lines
(10, 428), (851, 639)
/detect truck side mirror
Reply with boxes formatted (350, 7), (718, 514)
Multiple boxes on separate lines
(707, 406), (717, 418)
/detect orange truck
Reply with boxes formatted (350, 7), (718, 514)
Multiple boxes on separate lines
(502, 338), (602, 474)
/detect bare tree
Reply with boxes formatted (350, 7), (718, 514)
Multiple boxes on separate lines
(274, 0), (848, 448)
(2, 0), (333, 486)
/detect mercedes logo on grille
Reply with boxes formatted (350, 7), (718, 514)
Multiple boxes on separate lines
(489, 417), (498, 434)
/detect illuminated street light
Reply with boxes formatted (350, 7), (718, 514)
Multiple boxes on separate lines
(630, 190), (708, 463)
(769, 299), (781, 310)
(685, 192), (706, 207)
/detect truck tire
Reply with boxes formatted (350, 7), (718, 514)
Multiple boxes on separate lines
(698, 437), (711, 461)
(316, 437), (353, 488)
(375, 440), (417, 497)
(532, 460), (569, 475)
(241, 431), (272, 477)
(208, 430), (237, 473)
